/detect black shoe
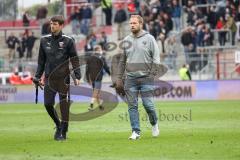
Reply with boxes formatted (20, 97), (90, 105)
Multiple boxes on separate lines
(61, 132), (67, 140)
(60, 122), (68, 141)
(99, 105), (104, 111)
(54, 126), (63, 141)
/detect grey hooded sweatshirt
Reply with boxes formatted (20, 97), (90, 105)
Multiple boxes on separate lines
(117, 30), (160, 79)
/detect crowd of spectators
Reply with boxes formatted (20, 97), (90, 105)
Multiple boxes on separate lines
(68, 0), (182, 70)
(69, 3), (93, 35)
(131, 0), (181, 70)
(117, 0), (240, 72)
(5, 31), (38, 61)
(182, 0), (239, 49)
(7, 0), (240, 74)
(84, 31), (108, 55)
(180, 0), (240, 71)
(138, 0), (180, 39)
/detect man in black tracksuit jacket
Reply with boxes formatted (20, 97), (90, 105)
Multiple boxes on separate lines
(33, 15), (81, 141)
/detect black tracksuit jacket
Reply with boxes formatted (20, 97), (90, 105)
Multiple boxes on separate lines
(35, 32), (81, 80)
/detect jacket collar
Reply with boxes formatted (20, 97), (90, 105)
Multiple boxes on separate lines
(52, 31), (62, 39)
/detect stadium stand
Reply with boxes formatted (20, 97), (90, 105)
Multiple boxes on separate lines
(0, 0), (239, 85)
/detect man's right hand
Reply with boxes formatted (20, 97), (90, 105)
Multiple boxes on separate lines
(32, 77), (43, 89)
(115, 79), (125, 96)
(116, 79), (123, 89)
(32, 77), (41, 85)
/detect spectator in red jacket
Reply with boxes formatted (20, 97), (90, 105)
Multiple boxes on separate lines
(216, 16), (226, 46)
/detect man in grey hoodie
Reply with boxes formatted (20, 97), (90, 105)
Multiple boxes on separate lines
(116, 15), (160, 140)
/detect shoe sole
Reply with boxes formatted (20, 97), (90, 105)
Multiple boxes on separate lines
(54, 138), (66, 141)
(152, 132), (160, 137)
(152, 134), (159, 137)
(128, 136), (140, 140)
(88, 108), (94, 111)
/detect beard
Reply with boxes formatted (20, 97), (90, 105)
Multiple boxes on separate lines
(131, 27), (141, 34)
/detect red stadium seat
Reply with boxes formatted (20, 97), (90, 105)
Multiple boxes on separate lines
(21, 75), (33, 84)
(9, 73), (22, 85)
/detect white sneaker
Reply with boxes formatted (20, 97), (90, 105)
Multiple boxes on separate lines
(128, 131), (140, 140)
(152, 123), (159, 137)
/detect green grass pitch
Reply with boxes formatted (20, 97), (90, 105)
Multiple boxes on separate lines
(0, 100), (240, 160)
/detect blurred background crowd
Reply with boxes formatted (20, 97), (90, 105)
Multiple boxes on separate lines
(0, 0), (240, 85)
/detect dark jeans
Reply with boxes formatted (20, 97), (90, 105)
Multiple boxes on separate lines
(26, 48), (33, 59)
(218, 32), (226, 46)
(232, 31), (236, 45)
(124, 76), (158, 134)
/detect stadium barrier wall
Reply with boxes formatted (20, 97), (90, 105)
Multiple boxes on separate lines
(0, 80), (240, 104)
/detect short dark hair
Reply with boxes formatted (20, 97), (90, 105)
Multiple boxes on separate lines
(50, 15), (64, 25)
